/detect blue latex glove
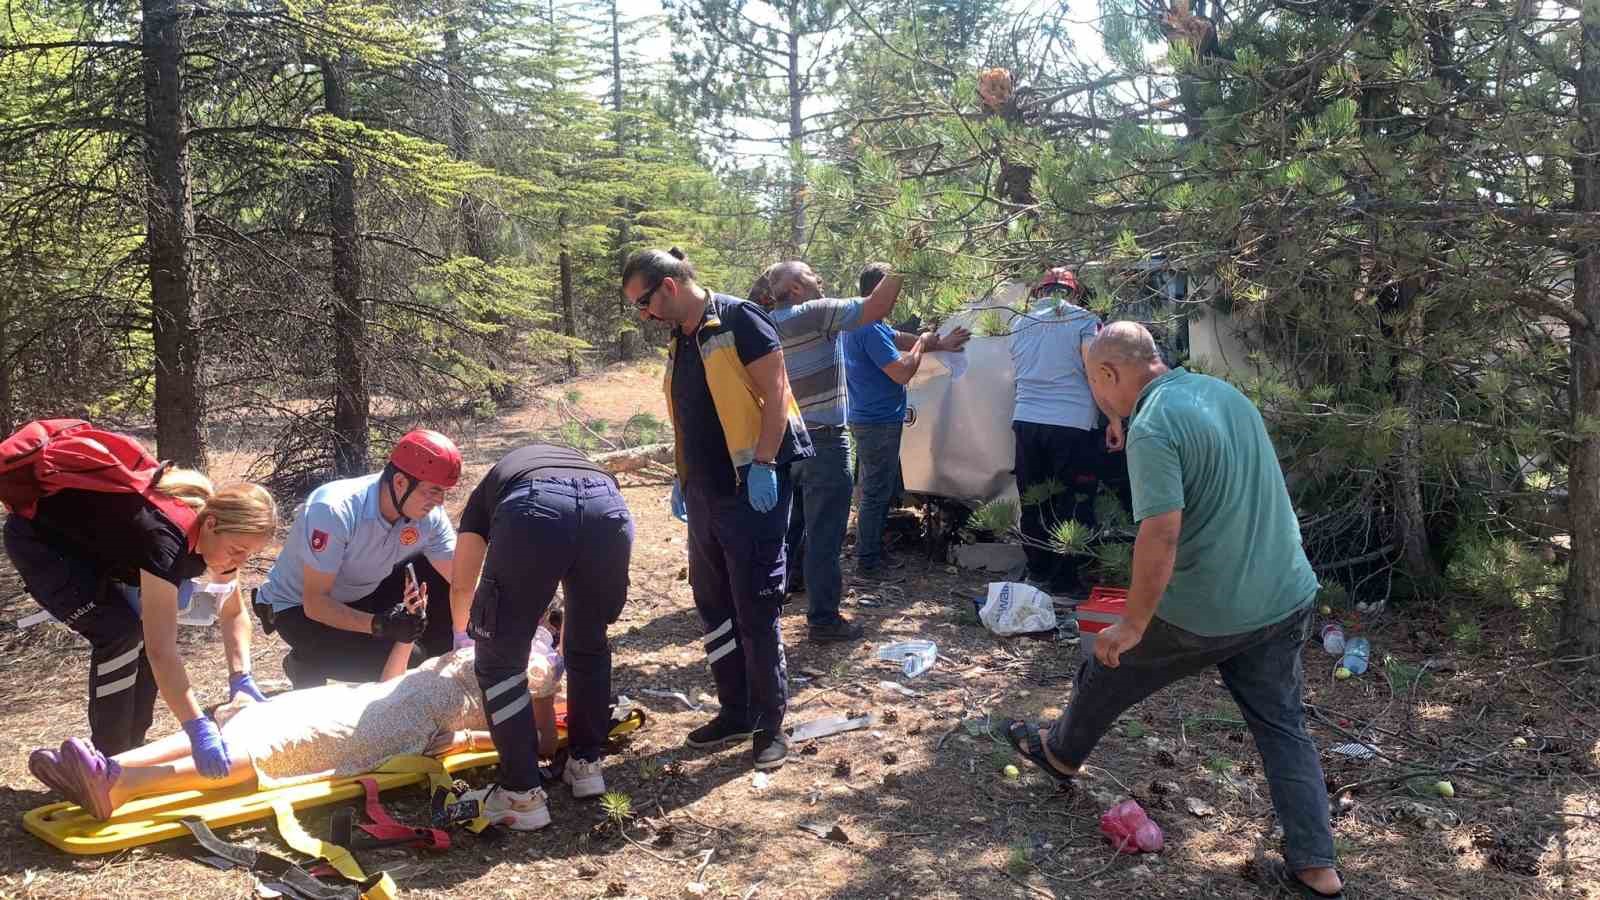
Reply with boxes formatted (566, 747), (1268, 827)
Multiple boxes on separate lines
(183, 716), (232, 779)
(453, 629), (474, 651)
(227, 672), (267, 703)
(670, 479), (688, 522)
(747, 463), (778, 512)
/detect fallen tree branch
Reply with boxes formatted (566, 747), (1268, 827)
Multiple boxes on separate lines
(592, 442), (674, 474)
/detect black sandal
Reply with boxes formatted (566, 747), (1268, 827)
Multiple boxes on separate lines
(1002, 720), (1077, 784)
(1269, 859), (1345, 899)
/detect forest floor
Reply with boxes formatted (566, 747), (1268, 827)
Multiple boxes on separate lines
(0, 358), (1596, 899)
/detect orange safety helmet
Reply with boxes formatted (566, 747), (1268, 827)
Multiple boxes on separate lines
(1032, 267), (1083, 298)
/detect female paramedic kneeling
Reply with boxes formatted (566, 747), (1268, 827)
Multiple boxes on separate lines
(447, 443), (635, 831)
(5, 469), (278, 775)
(26, 640), (565, 820)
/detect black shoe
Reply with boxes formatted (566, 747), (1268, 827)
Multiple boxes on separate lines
(752, 731), (788, 770)
(685, 716), (755, 749)
(808, 617), (865, 643)
(857, 558), (904, 580)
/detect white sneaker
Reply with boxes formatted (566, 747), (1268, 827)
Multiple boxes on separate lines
(564, 757), (606, 799)
(462, 784), (551, 831)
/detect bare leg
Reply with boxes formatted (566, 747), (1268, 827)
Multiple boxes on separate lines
(109, 751), (257, 808)
(534, 697), (559, 759)
(112, 731), (193, 768)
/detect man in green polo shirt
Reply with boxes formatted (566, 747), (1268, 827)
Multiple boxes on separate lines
(1003, 322), (1344, 900)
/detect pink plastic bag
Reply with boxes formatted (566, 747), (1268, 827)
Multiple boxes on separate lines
(1099, 799), (1164, 853)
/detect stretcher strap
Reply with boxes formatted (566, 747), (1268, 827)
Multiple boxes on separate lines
(356, 777), (450, 850)
(371, 754), (455, 794)
(179, 816), (363, 900)
(272, 799), (366, 882)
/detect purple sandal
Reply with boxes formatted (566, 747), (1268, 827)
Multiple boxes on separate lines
(60, 738), (121, 820)
(28, 747), (73, 797)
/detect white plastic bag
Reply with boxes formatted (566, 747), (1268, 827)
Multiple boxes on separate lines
(979, 581), (1057, 636)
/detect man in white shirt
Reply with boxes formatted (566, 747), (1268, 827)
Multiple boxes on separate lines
(1008, 268), (1107, 597)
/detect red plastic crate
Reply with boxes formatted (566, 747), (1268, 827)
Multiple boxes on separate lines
(1079, 586), (1127, 634)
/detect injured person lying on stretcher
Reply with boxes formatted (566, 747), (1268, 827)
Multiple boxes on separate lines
(26, 633), (565, 820)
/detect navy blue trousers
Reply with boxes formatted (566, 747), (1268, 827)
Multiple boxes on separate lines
(470, 477), (633, 791)
(684, 468), (792, 734)
(4, 514), (156, 755)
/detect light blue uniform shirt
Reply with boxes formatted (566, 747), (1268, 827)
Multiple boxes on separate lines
(1008, 300), (1102, 430)
(259, 473), (456, 613)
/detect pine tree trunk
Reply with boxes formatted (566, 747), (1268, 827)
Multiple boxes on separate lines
(610, 0), (624, 116)
(1563, 7), (1600, 665)
(560, 212), (578, 378)
(1392, 276), (1440, 582)
(142, 0), (206, 466)
(785, 2), (805, 252)
(611, 0), (640, 362)
(0, 290), (12, 436)
(324, 54), (369, 477)
(1395, 376), (1437, 581)
(445, 29), (489, 261)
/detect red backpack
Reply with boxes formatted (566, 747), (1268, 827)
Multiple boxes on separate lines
(0, 419), (199, 534)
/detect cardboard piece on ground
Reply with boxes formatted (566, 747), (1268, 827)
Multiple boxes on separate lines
(954, 543), (1027, 577)
(788, 712), (878, 742)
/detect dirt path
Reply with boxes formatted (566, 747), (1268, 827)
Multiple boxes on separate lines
(0, 360), (1595, 899)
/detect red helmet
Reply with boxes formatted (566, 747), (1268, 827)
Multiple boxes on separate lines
(1032, 267), (1082, 298)
(389, 429), (462, 487)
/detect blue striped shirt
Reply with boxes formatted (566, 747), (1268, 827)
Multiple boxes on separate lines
(768, 297), (865, 428)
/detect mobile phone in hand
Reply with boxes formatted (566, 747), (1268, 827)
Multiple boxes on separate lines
(404, 562), (423, 612)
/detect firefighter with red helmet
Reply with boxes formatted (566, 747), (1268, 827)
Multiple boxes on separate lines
(1007, 267), (1109, 600)
(254, 429), (465, 688)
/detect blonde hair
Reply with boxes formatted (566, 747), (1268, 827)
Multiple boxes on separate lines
(154, 469), (278, 536)
(154, 467), (215, 511)
(203, 483), (279, 536)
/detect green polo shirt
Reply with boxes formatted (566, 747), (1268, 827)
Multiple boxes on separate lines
(1126, 368), (1317, 636)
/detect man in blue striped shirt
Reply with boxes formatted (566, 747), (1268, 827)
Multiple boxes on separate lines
(752, 261), (902, 642)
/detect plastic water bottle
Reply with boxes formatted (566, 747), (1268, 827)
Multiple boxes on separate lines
(1339, 637), (1370, 676)
(875, 640), (938, 678)
(1320, 623), (1346, 655)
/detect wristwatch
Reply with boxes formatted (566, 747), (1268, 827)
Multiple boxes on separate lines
(753, 457), (775, 466)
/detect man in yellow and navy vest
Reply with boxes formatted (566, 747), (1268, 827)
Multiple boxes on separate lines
(623, 247), (813, 772)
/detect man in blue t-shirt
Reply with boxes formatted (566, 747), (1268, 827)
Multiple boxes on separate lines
(256, 430), (462, 688)
(1002, 322), (1343, 900)
(842, 262), (969, 575)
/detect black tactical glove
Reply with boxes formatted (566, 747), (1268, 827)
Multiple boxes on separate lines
(372, 601), (426, 643)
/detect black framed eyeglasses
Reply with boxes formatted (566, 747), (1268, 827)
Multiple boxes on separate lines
(630, 277), (664, 309)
